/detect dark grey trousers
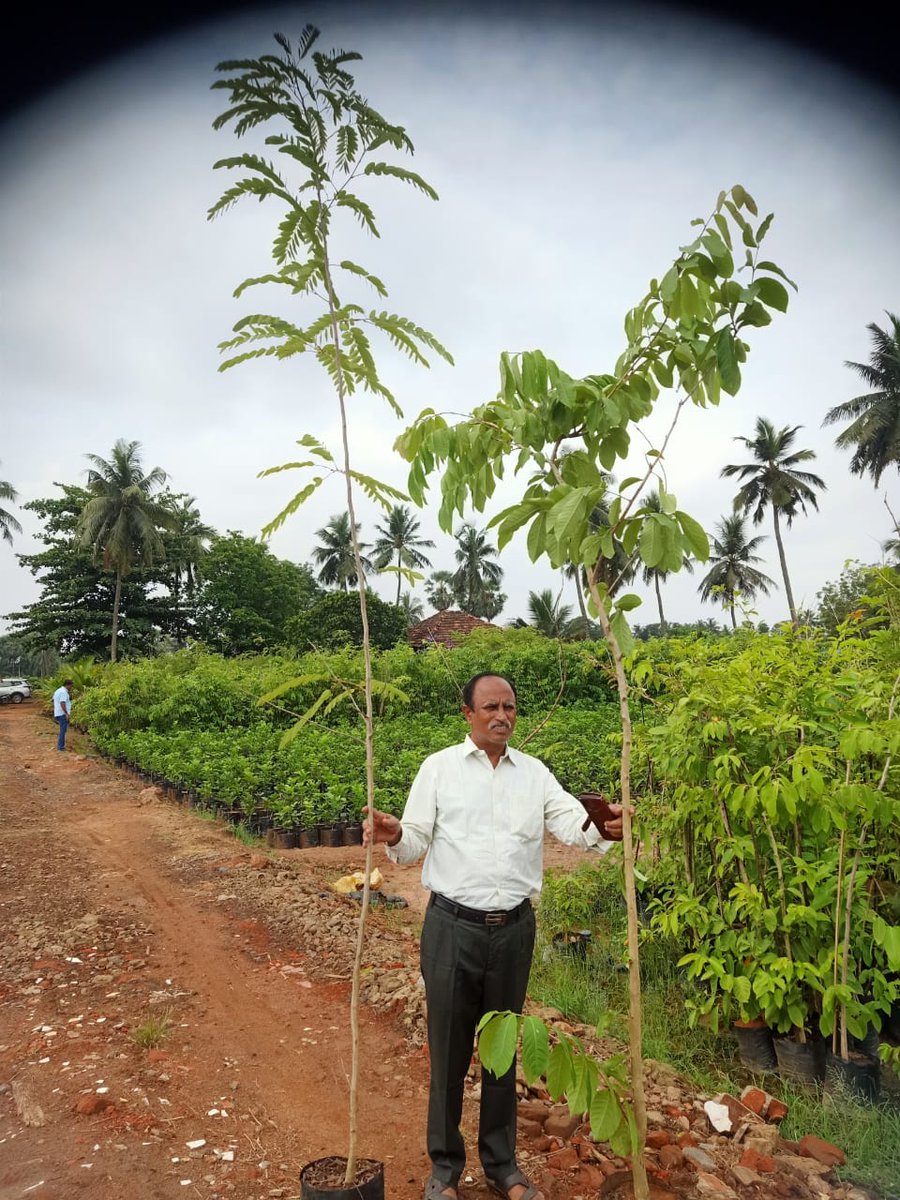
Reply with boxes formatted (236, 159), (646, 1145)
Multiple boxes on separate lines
(419, 899), (536, 1186)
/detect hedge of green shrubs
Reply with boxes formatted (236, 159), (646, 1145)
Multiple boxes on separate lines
(78, 630), (625, 829)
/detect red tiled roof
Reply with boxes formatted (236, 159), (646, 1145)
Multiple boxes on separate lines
(407, 609), (500, 648)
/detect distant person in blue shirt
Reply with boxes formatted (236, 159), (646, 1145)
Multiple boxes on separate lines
(52, 679), (73, 751)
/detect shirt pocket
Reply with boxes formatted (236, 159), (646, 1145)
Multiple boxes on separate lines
(507, 793), (545, 844)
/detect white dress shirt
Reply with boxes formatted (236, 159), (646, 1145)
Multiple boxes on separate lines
(52, 686), (71, 718)
(385, 735), (612, 910)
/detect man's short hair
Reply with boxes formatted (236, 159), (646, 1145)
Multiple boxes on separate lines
(462, 672), (518, 709)
(63, 679), (74, 686)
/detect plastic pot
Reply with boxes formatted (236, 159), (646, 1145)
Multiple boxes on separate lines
(552, 930), (592, 959)
(267, 827), (299, 850)
(300, 1157), (384, 1200)
(773, 1033), (827, 1084)
(733, 1021), (778, 1072)
(885, 999), (900, 1042)
(342, 822), (363, 846)
(826, 1052), (880, 1103)
(318, 824), (344, 848)
(299, 827), (321, 849)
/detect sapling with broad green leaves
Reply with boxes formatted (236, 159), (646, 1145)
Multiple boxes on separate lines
(208, 26), (450, 1185)
(397, 186), (793, 1199)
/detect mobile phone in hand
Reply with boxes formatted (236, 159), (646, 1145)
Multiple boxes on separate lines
(577, 791), (618, 832)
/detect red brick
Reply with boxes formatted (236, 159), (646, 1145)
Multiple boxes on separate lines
(574, 1164), (605, 1189)
(517, 1118), (544, 1139)
(739, 1147), (775, 1173)
(798, 1134), (845, 1167)
(677, 1131), (698, 1148)
(739, 1084), (788, 1123)
(739, 1086), (768, 1116)
(658, 1145), (684, 1170)
(73, 1093), (112, 1116)
(549, 1146), (580, 1171)
(647, 1129), (671, 1149)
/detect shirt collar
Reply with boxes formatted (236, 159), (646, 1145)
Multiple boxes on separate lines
(463, 734), (518, 765)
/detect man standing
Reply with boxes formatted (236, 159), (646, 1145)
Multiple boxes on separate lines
(364, 672), (625, 1200)
(52, 678), (73, 751)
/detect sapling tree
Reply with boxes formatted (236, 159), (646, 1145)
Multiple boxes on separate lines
(209, 26), (450, 1183)
(397, 186), (792, 1197)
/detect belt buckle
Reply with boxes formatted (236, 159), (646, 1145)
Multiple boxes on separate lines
(485, 911), (506, 927)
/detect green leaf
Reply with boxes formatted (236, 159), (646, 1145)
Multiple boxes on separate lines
(521, 1016), (550, 1085)
(492, 503), (537, 552)
(756, 261), (798, 290)
(639, 517), (666, 569)
(546, 1041), (573, 1101)
(363, 161), (439, 200)
(756, 276), (790, 313)
(477, 1012), (519, 1078)
(589, 1087), (620, 1142)
(546, 487), (591, 548)
(715, 328), (741, 395)
(610, 610), (635, 656)
(608, 1113), (632, 1157)
(526, 513), (548, 563)
(336, 192), (380, 237)
(615, 592), (642, 612)
(260, 477), (324, 537)
(675, 511), (709, 560)
(339, 259), (388, 297)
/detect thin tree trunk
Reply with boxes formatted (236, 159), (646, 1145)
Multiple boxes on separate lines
(574, 569), (590, 626)
(654, 574), (667, 635)
(772, 506), (798, 629)
(729, 597), (737, 631)
(586, 575), (649, 1200)
(110, 572), (122, 663)
(320, 241), (375, 1187)
(396, 548), (402, 606)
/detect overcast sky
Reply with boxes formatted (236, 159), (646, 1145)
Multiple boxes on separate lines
(2, 1), (899, 634)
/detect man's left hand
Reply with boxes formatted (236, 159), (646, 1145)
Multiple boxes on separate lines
(601, 803), (625, 840)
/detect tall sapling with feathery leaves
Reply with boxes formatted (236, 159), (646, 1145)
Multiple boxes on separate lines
(208, 26), (451, 1185)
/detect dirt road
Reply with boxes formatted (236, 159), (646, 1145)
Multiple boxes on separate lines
(0, 704), (446, 1200)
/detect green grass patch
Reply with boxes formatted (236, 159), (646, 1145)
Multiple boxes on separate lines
(132, 1009), (173, 1049)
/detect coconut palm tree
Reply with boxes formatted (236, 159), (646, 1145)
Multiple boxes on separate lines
(527, 589), (577, 639)
(722, 418), (825, 628)
(161, 494), (216, 646)
(77, 439), (174, 661)
(639, 493), (694, 635)
(698, 514), (775, 629)
(398, 591), (425, 624)
(452, 524), (505, 618)
(163, 494), (216, 602)
(372, 504), (435, 605)
(0, 465), (22, 546)
(823, 312), (900, 486)
(424, 569), (457, 611)
(312, 512), (373, 591)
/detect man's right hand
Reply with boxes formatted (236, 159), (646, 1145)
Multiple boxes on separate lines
(362, 806), (402, 847)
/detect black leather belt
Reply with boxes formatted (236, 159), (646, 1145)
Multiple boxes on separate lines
(430, 893), (531, 926)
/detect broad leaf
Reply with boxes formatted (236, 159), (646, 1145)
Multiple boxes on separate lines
(521, 1016), (550, 1085)
(478, 1012), (519, 1078)
(715, 328), (741, 395)
(589, 1087), (620, 1142)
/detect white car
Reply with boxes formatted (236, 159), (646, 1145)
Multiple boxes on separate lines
(0, 677), (32, 704)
